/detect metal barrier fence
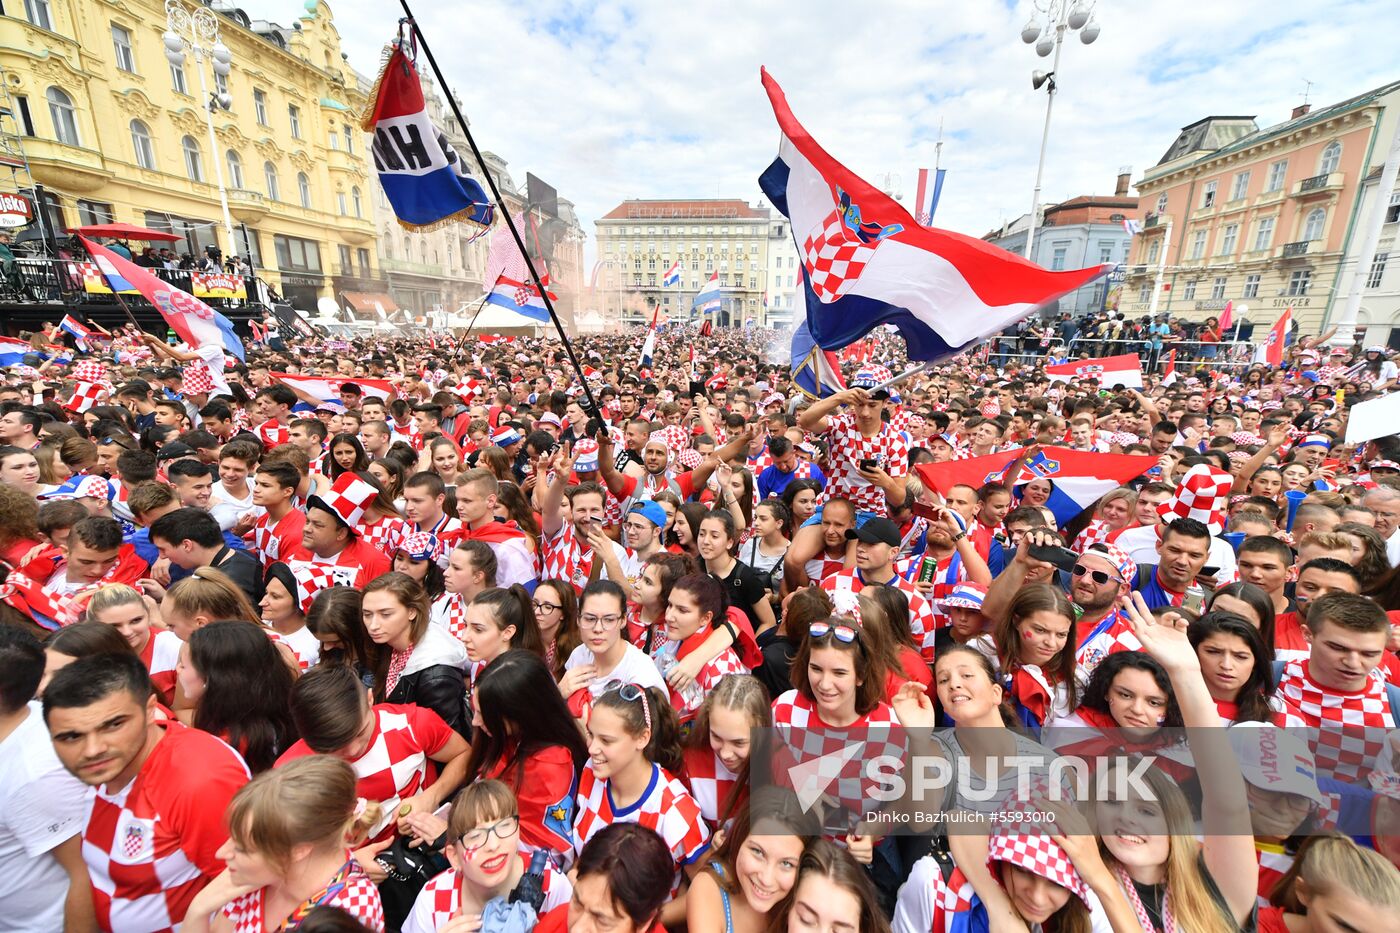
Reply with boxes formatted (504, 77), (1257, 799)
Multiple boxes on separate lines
(982, 335), (1258, 373)
(0, 257), (255, 312)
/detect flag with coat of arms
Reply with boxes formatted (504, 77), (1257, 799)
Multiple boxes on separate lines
(663, 259), (682, 287)
(1044, 353), (1143, 389)
(756, 68), (1110, 362)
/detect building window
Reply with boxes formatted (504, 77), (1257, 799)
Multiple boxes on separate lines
(1183, 279), (1198, 300)
(273, 234), (321, 272)
(1051, 245), (1067, 271)
(1287, 270), (1311, 296)
(1319, 141), (1341, 175)
(1098, 241), (1114, 264)
(181, 135), (203, 181)
(1190, 229), (1207, 259)
(253, 89), (268, 125)
(288, 105), (301, 138)
(633, 259), (641, 271)
(24, 0), (52, 29)
(1302, 207), (1325, 241)
(1146, 239), (1160, 264)
(1243, 273), (1261, 298)
(1138, 283), (1151, 303)
(351, 186), (361, 218)
(13, 96), (34, 136)
(297, 172), (310, 208)
(1368, 252), (1388, 289)
(357, 248), (371, 278)
(225, 150), (244, 188)
(338, 244), (353, 276)
(1219, 224), (1238, 255)
(130, 120), (155, 170)
(648, 258), (656, 270)
(1266, 160), (1287, 192)
(170, 62), (188, 95)
(329, 128), (339, 150)
(76, 200), (115, 225)
(238, 228), (262, 269)
(1387, 192), (1400, 224)
(45, 87), (78, 145)
(111, 24), (136, 73)
(647, 273), (657, 286)
(1201, 181), (1217, 208)
(341, 125), (353, 153)
(1211, 276), (1227, 299)
(1253, 217), (1275, 251)
(264, 162), (280, 200)
(213, 69), (228, 97)
(1154, 193), (1167, 214)
(1229, 171), (1250, 201)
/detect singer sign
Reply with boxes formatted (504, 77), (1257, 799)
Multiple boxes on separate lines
(0, 192), (32, 229)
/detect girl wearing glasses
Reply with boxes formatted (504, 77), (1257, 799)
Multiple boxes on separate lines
(577, 683), (709, 920)
(687, 787), (820, 933)
(683, 674), (770, 830)
(402, 780), (572, 933)
(534, 579), (581, 678)
(559, 581), (667, 718)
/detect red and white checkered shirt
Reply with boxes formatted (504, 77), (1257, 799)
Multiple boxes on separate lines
(221, 857), (383, 933)
(573, 764), (710, 897)
(770, 689), (906, 830)
(1074, 608), (1141, 680)
(681, 745), (742, 829)
(430, 592), (469, 642)
(277, 704), (454, 843)
(803, 553), (848, 584)
(1274, 660), (1395, 783)
(360, 514), (410, 560)
(83, 723), (249, 933)
(663, 632), (748, 720)
(403, 860), (569, 933)
(139, 629), (183, 701)
(821, 412), (909, 517)
(541, 523), (628, 594)
(250, 509), (305, 568)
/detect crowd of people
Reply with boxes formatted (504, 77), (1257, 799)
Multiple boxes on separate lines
(2, 313), (1400, 933)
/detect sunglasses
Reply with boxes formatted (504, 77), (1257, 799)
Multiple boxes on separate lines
(1071, 565), (1121, 586)
(604, 681), (651, 731)
(809, 621), (859, 643)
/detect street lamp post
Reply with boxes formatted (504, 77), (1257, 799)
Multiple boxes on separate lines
(1019, 1), (1100, 261)
(163, 0), (237, 257)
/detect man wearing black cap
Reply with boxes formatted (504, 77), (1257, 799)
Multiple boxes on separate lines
(818, 517), (938, 656)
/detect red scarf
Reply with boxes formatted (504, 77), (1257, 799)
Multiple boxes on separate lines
(461, 519), (528, 544)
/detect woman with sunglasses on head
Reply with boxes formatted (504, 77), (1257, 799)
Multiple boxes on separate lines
(559, 580), (667, 719)
(402, 779), (572, 933)
(687, 786), (820, 933)
(577, 683), (709, 924)
(533, 579), (581, 678)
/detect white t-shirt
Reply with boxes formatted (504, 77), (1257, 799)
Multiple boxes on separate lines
(208, 482), (257, 532)
(190, 344), (231, 397)
(0, 703), (90, 933)
(564, 642), (667, 699)
(1112, 525), (1238, 583)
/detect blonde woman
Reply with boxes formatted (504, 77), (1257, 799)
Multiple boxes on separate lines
(86, 583), (180, 700)
(1258, 833), (1400, 933)
(182, 755), (384, 932)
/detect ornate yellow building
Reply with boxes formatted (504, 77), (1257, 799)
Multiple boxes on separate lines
(1, 0), (382, 311)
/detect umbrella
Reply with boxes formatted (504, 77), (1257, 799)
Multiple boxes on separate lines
(68, 223), (182, 242)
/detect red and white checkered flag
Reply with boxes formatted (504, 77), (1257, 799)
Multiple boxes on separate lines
(65, 381), (107, 414)
(1158, 463), (1233, 535)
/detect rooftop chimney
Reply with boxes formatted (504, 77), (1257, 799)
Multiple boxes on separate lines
(1291, 103), (1311, 119)
(1115, 165), (1132, 197)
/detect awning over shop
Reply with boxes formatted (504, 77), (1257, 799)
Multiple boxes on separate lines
(340, 291), (399, 317)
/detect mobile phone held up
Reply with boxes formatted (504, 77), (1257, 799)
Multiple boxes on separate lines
(1028, 544), (1079, 570)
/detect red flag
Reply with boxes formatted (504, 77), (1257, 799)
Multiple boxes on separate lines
(914, 451), (1022, 497)
(1218, 300), (1233, 331)
(1265, 307), (1291, 367)
(1162, 349), (1177, 386)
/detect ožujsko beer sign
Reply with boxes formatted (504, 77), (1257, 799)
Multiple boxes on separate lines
(0, 192), (32, 229)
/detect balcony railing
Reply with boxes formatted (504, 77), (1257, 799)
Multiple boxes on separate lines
(1280, 241), (1312, 258)
(1300, 174), (1329, 191)
(1, 257), (257, 313)
(1144, 213), (1164, 228)
(1292, 172), (1342, 197)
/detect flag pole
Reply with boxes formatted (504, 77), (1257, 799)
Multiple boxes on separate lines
(870, 361), (932, 395)
(394, 6), (602, 418)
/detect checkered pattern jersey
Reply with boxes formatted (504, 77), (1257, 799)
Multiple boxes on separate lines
(359, 514), (410, 560)
(250, 510), (305, 568)
(821, 412), (909, 517)
(803, 554), (849, 584)
(84, 723), (249, 933)
(403, 860), (569, 933)
(573, 764), (710, 897)
(1074, 609), (1141, 680)
(541, 523), (595, 594)
(221, 858), (383, 933)
(770, 689), (906, 825)
(1274, 660), (1395, 783)
(667, 640), (748, 720)
(431, 592), (469, 642)
(277, 705), (454, 843)
(820, 569), (939, 661)
(681, 745), (742, 828)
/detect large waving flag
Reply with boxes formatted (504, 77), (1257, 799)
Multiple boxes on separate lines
(756, 68), (1110, 362)
(914, 450), (1024, 498)
(790, 318), (846, 398)
(639, 307), (658, 371)
(663, 259), (682, 287)
(1045, 354), (1143, 389)
(485, 275), (552, 323)
(0, 337), (31, 367)
(271, 373), (395, 402)
(59, 315), (94, 349)
(79, 237), (245, 362)
(693, 271), (722, 316)
(361, 42), (493, 231)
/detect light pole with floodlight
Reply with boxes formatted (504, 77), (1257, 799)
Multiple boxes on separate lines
(163, 0), (237, 257)
(1018, 1), (1100, 261)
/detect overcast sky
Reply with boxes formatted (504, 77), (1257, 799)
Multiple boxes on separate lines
(236, 0), (1393, 261)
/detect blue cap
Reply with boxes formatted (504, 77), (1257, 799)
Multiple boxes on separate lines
(628, 500), (667, 528)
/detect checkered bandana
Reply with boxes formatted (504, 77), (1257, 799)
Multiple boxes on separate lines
(1277, 659), (1394, 783)
(398, 531), (438, 562)
(1085, 541), (1136, 585)
(652, 425), (689, 456)
(676, 448), (702, 470)
(1158, 463), (1233, 534)
(1230, 431), (1265, 446)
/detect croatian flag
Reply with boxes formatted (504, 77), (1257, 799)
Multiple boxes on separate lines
(59, 315), (94, 349)
(271, 372), (395, 402)
(1161, 349), (1177, 386)
(485, 275), (551, 322)
(0, 336), (30, 367)
(1218, 299), (1233, 332)
(693, 271), (722, 316)
(756, 68), (1110, 362)
(1263, 306), (1290, 367)
(639, 308), (658, 371)
(913, 167), (946, 226)
(361, 42), (493, 231)
(1045, 353), (1143, 389)
(1122, 218), (1143, 236)
(790, 318), (845, 399)
(663, 259), (682, 288)
(79, 237), (245, 362)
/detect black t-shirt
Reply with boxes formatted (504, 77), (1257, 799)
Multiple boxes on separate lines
(710, 559), (767, 635)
